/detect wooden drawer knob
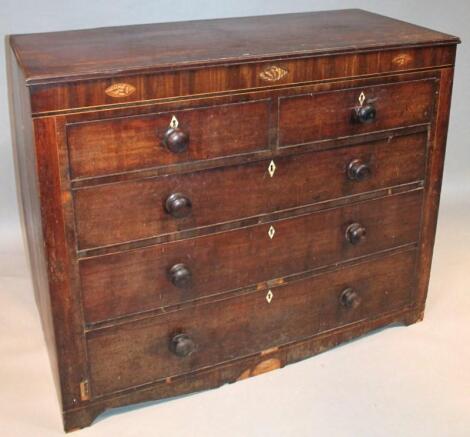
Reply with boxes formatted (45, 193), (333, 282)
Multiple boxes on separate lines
(163, 127), (190, 153)
(168, 263), (192, 288)
(170, 333), (196, 357)
(352, 104), (376, 124)
(165, 193), (192, 218)
(340, 287), (361, 309)
(345, 222), (366, 245)
(347, 159), (371, 181)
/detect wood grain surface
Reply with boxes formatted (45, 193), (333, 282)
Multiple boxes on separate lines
(74, 132), (426, 249)
(80, 190), (423, 324)
(87, 249), (417, 396)
(67, 100), (270, 178)
(279, 79), (435, 145)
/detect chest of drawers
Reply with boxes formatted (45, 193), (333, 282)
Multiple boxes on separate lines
(7, 9), (459, 431)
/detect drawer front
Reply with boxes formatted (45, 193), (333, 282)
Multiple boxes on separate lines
(87, 249), (417, 396)
(80, 190), (422, 324)
(74, 132), (426, 250)
(67, 99), (270, 179)
(279, 79), (435, 146)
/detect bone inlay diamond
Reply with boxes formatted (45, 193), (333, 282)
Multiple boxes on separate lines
(170, 115), (179, 128)
(268, 160), (276, 177)
(268, 225), (276, 239)
(358, 92), (366, 106)
(266, 290), (273, 303)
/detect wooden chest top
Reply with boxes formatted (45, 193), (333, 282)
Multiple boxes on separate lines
(11, 9), (458, 83)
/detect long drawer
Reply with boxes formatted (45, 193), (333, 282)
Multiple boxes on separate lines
(279, 79), (435, 146)
(74, 132), (426, 250)
(86, 249), (417, 396)
(80, 190), (423, 324)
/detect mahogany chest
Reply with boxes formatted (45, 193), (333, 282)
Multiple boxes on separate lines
(7, 9), (460, 431)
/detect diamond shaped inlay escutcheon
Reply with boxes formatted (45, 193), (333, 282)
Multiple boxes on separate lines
(266, 290), (274, 303)
(268, 160), (276, 178)
(170, 115), (179, 128)
(358, 92), (366, 106)
(268, 225), (276, 239)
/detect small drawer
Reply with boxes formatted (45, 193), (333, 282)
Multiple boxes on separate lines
(86, 249), (416, 396)
(80, 190), (422, 324)
(279, 79), (436, 146)
(74, 132), (426, 250)
(67, 99), (271, 179)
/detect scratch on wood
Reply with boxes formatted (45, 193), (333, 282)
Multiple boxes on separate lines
(237, 358), (281, 381)
(261, 346), (279, 356)
(268, 278), (285, 287)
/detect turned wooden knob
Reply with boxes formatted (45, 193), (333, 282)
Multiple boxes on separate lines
(340, 287), (362, 309)
(170, 333), (196, 357)
(163, 127), (190, 153)
(168, 263), (192, 288)
(346, 222), (366, 245)
(347, 159), (371, 181)
(352, 104), (376, 123)
(165, 193), (192, 218)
